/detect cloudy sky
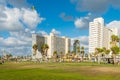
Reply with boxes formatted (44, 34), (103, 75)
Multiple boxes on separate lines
(0, 0), (120, 56)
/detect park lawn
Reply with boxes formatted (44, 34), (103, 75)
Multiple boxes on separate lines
(0, 62), (120, 80)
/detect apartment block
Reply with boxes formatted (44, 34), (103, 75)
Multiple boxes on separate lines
(32, 33), (71, 58)
(89, 17), (118, 53)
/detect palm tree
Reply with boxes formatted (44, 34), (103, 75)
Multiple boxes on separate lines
(71, 51), (75, 62)
(111, 46), (120, 64)
(6, 54), (12, 61)
(32, 44), (38, 56)
(60, 52), (63, 57)
(103, 47), (110, 56)
(45, 44), (49, 56)
(53, 51), (57, 62)
(102, 47), (106, 58)
(95, 48), (104, 64)
(77, 46), (80, 54)
(60, 52), (63, 62)
(106, 49), (110, 55)
(102, 47), (111, 63)
(41, 44), (49, 61)
(89, 53), (93, 62)
(78, 49), (80, 55)
(68, 50), (70, 54)
(41, 44), (49, 56)
(66, 53), (69, 59)
(81, 46), (85, 62)
(67, 50), (71, 61)
(104, 49), (110, 63)
(111, 35), (120, 64)
(111, 35), (119, 47)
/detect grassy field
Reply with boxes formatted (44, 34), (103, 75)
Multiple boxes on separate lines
(0, 62), (120, 80)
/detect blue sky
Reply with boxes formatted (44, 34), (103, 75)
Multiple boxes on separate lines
(0, 0), (120, 56)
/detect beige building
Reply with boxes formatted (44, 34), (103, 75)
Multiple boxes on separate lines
(103, 28), (112, 49)
(32, 33), (71, 58)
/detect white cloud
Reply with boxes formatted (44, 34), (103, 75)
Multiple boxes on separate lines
(37, 30), (48, 36)
(0, 28), (32, 55)
(71, 0), (120, 14)
(74, 13), (92, 29)
(0, 6), (44, 31)
(74, 18), (86, 28)
(0, 6), (24, 31)
(106, 20), (120, 35)
(8, 0), (30, 8)
(0, 37), (28, 47)
(51, 29), (61, 35)
(0, 28), (32, 48)
(59, 12), (74, 21)
(0, 0), (30, 8)
(10, 30), (32, 42)
(22, 8), (45, 29)
(0, 0), (45, 56)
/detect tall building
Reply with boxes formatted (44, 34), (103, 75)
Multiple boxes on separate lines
(73, 40), (80, 54)
(32, 33), (71, 58)
(89, 17), (118, 53)
(89, 18), (104, 53)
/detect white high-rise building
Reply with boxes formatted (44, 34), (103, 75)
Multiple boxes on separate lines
(89, 17), (118, 53)
(89, 17), (104, 53)
(32, 33), (71, 58)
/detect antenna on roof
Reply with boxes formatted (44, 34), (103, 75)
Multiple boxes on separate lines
(32, 6), (35, 11)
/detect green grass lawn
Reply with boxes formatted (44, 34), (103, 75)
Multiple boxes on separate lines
(0, 62), (120, 80)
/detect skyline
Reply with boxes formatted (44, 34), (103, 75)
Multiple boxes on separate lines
(0, 0), (120, 55)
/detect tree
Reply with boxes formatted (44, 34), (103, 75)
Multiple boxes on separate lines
(41, 44), (49, 56)
(95, 48), (104, 64)
(60, 52), (63, 58)
(53, 51), (57, 62)
(103, 47), (110, 55)
(102, 47), (106, 57)
(41, 44), (49, 62)
(66, 53), (69, 59)
(32, 44), (38, 56)
(81, 46), (85, 62)
(71, 51), (75, 62)
(60, 52), (63, 62)
(6, 54), (12, 61)
(53, 51), (57, 57)
(77, 46), (80, 54)
(111, 46), (120, 64)
(111, 35), (119, 47)
(45, 44), (49, 56)
(111, 35), (120, 64)
(105, 49), (110, 55)
(68, 50), (70, 54)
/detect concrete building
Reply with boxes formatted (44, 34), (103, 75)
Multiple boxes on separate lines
(89, 17), (104, 53)
(73, 40), (80, 54)
(103, 28), (112, 49)
(32, 34), (46, 53)
(89, 17), (118, 53)
(32, 33), (71, 58)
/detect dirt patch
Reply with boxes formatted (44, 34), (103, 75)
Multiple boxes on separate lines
(91, 67), (120, 73)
